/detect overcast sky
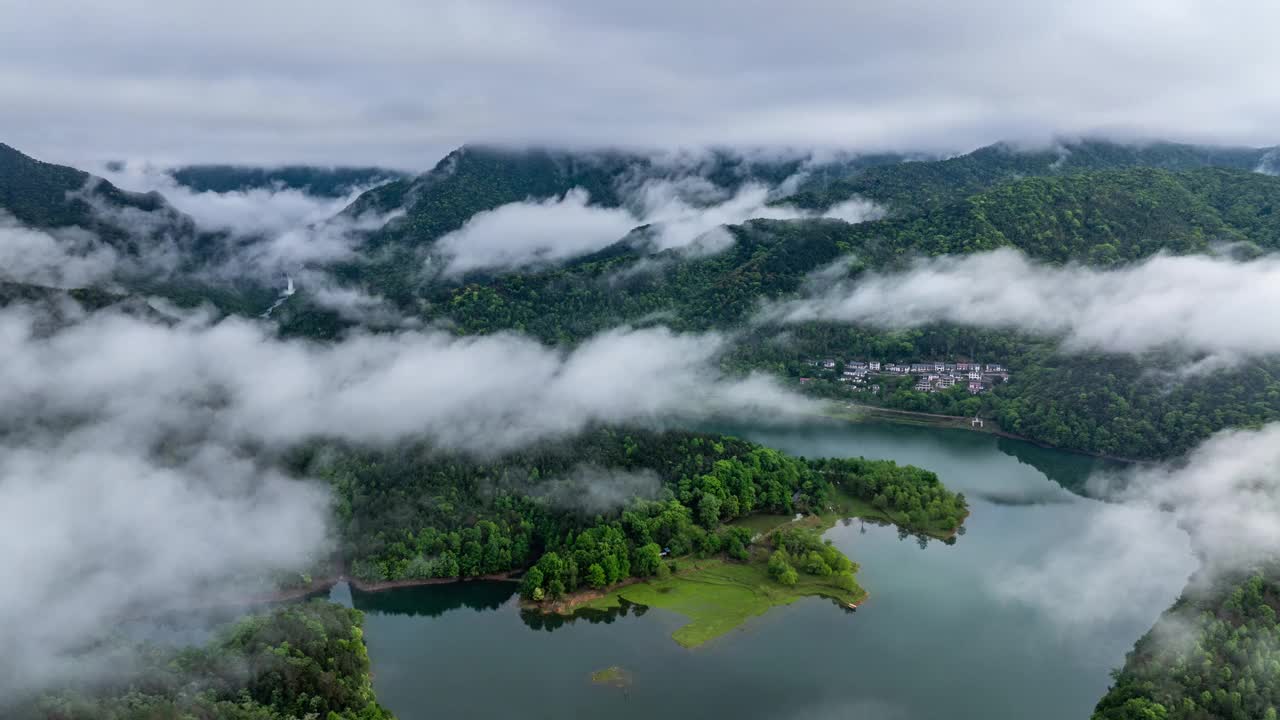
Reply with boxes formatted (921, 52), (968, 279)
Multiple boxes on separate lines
(3, 1), (1279, 169)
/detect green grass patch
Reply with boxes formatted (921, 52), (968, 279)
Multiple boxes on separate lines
(589, 666), (632, 687)
(579, 557), (864, 648)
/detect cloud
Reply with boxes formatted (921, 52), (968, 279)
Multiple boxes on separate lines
(765, 248), (1280, 364)
(99, 161), (401, 276)
(631, 180), (808, 251)
(823, 197), (887, 225)
(0, 299), (812, 695)
(433, 189), (637, 275)
(530, 465), (664, 514)
(432, 177), (883, 274)
(991, 423), (1280, 639)
(991, 501), (1195, 634)
(0, 441), (331, 696)
(0, 212), (120, 288)
(1102, 423), (1280, 573)
(7, 1), (1280, 167)
(99, 161), (379, 238)
(1, 306), (811, 454)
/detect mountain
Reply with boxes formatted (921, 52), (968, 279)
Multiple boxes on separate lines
(0, 143), (196, 255)
(167, 164), (409, 197)
(343, 144), (910, 251)
(5, 138), (1280, 459)
(787, 138), (1277, 217)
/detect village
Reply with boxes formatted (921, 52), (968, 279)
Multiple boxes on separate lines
(802, 359), (1011, 395)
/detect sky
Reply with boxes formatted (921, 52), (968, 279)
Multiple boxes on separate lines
(3, 0), (1280, 169)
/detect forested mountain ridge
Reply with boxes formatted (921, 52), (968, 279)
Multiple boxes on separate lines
(167, 164), (408, 197)
(376, 166), (1280, 343)
(0, 143), (196, 254)
(787, 139), (1277, 218)
(341, 144), (855, 251)
(334, 138), (1275, 256)
(5, 140), (1280, 461)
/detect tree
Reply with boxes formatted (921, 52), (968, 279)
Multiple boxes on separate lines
(633, 543), (663, 576)
(521, 566), (544, 599)
(587, 563), (607, 589)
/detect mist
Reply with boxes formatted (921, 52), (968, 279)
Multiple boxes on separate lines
(991, 423), (1280, 641)
(531, 465), (664, 514)
(766, 248), (1280, 364)
(433, 177), (883, 275)
(0, 300), (811, 695)
(98, 161), (403, 281)
(99, 161), (376, 238)
(0, 212), (120, 288)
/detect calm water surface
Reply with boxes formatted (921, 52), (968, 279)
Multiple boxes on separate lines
(337, 421), (1193, 720)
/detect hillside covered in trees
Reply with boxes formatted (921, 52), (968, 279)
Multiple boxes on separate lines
(1093, 570), (1280, 720)
(297, 428), (966, 593)
(5, 137), (1279, 461)
(17, 601), (394, 720)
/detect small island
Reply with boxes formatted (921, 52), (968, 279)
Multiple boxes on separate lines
(518, 444), (969, 647)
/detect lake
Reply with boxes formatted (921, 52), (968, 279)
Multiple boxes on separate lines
(334, 419), (1195, 720)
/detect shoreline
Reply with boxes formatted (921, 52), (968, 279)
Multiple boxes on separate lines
(209, 570), (522, 609)
(821, 402), (1153, 465)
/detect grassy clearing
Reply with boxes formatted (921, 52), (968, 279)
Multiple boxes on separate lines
(579, 556), (864, 648)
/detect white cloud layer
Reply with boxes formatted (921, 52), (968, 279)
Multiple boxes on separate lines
(434, 179), (882, 274)
(0, 212), (120, 288)
(99, 162), (376, 238)
(433, 189), (637, 275)
(992, 423), (1280, 636)
(767, 248), (1280, 363)
(0, 301), (811, 694)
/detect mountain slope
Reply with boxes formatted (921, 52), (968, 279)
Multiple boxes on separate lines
(788, 138), (1276, 217)
(0, 143), (195, 254)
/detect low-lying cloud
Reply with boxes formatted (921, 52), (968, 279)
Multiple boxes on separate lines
(766, 248), (1280, 364)
(433, 188), (637, 275)
(992, 423), (1280, 640)
(531, 465), (664, 514)
(0, 212), (120, 288)
(0, 300), (810, 696)
(433, 177), (883, 275)
(100, 161), (376, 238)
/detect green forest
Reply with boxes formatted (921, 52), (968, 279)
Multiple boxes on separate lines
(297, 428), (966, 595)
(1093, 570), (1280, 720)
(8, 138), (1280, 461)
(18, 601), (394, 720)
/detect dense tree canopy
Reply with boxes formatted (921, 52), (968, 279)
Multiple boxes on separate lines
(19, 601), (394, 720)
(1094, 570), (1280, 720)
(290, 428), (965, 596)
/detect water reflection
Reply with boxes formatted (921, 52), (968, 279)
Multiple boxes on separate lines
(351, 580), (514, 617)
(521, 598), (650, 633)
(993, 435), (1129, 496)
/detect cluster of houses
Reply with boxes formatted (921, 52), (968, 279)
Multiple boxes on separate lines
(804, 359), (1010, 395)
